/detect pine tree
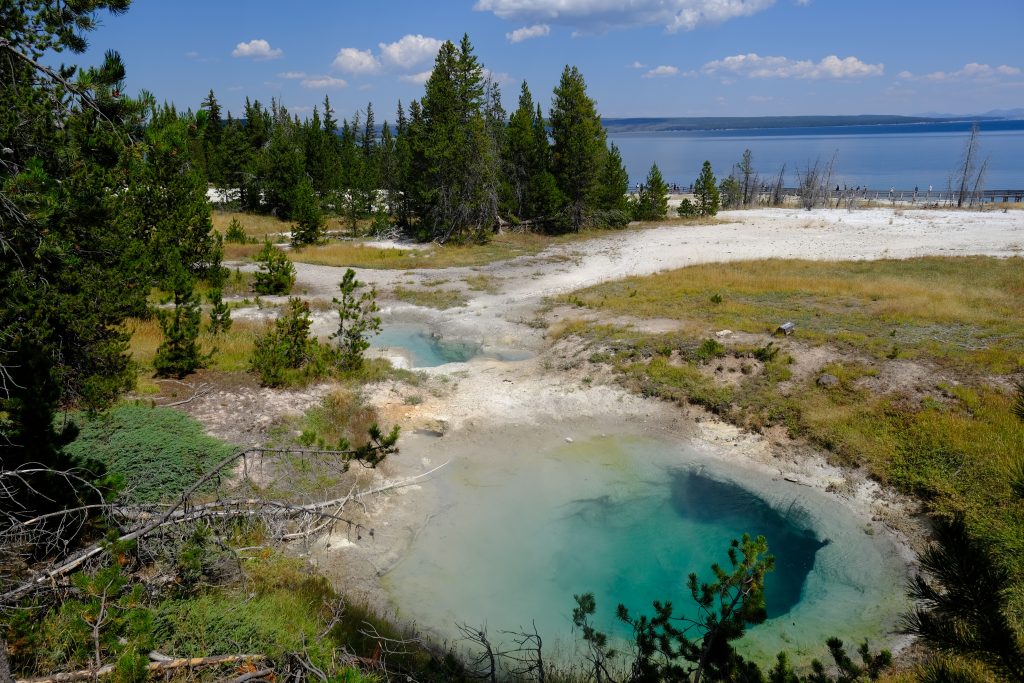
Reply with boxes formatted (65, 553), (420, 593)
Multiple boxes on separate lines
(339, 114), (363, 233)
(694, 160), (720, 217)
(550, 65), (608, 231)
(154, 263), (204, 378)
(503, 81), (540, 221)
(199, 89), (223, 184)
(208, 288), (232, 335)
(290, 177), (324, 246)
(419, 35), (498, 242)
(393, 101), (413, 225)
(261, 103), (306, 217)
(378, 121), (398, 217)
(219, 113), (250, 205)
(331, 269), (382, 371)
(359, 102), (379, 215)
(124, 104), (221, 283)
(634, 162), (669, 221)
(253, 240), (296, 295)
(597, 143), (631, 225)
(2, 20), (147, 473)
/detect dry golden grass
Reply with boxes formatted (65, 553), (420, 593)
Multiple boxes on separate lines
(288, 223), (673, 270)
(223, 242), (263, 260)
(127, 316), (264, 373)
(392, 286), (468, 309)
(212, 211), (295, 239)
(564, 256), (1024, 373)
(288, 232), (555, 270)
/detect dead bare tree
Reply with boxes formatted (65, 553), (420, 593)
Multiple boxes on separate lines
(501, 622), (547, 683)
(769, 165), (786, 206)
(1, 434), (443, 606)
(797, 153), (838, 210)
(953, 122), (992, 209)
(738, 149), (759, 207)
(457, 623), (504, 682)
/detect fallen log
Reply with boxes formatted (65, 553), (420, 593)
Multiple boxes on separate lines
(15, 654), (267, 683)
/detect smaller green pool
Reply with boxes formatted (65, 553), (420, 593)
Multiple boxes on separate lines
(372, 324), (531, 367)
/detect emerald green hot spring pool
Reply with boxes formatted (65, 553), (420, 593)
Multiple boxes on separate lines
(382, 432), (908, 664)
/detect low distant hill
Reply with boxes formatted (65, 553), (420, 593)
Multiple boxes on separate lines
(601, 114), (1004, 133)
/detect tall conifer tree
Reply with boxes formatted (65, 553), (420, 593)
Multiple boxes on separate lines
(550, 65), (607, 231)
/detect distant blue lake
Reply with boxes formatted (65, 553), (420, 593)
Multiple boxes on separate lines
(609, 119), (1024, 191)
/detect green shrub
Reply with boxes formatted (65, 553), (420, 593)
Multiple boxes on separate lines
(290, 178), (324, 247)
(695, 338), (726, 363)
(224, 217), (249, 244)
(753, 342), (779, 363)
(62, 405), (236, 503)
(250, 298), (331, 387)
(677, 198), (698, 217)
(253, 240), (296, 295)
(154, 269), (204, 378)
(331, 269), (381, 371)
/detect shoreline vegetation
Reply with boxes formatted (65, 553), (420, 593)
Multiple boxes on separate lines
(4, 1), (1024, 681)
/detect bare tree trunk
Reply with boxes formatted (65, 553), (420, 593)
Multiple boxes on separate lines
(956, 123), (981, 208)
(969, 157), (989, 209)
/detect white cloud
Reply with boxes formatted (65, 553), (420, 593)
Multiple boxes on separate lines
(332, 47), (382, 75)
(702, 53), (884, 79)
(185, 50), (200, 59)
(379, 34), (444, 69)
(278, 71), (307, 79)
(301, 76), (348, 89)
(232, 39), (283, 60)
(474, 0), (776, 33)
(628, 60), (646, 69)
(506, 23), (551, 43)
(484, 68), (512, 84)
(916, 62), (1022, 82)
(400, 70), (433, 85)
(643, 65), (679, 78)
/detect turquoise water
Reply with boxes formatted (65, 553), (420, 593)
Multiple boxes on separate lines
(372, 325), (480, 367)
(372, 324), (533, 367)
(383, 432), (908, 665)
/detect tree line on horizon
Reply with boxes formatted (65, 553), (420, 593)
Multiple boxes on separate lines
(188, 35), (635, 243)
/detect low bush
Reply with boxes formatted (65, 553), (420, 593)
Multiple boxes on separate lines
(253, 240), (296, 295)
(62, 404), (236, 503)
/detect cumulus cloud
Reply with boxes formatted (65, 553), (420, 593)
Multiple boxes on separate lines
(914, 62), (1022, 81)
(332, 47), (382, 75)
(628, 60), (646, 69)
(278, 71), (307, 79)
(643, 65), (679, 78)
(231, 39), (283, 60)
(474, 0), (777, 33)
(379, 34), (444, 68)
(400, 70), (433, 85)
(301, 76), (348, 89)
(702, 53), (884, 79)
(507, 23), (551, 43)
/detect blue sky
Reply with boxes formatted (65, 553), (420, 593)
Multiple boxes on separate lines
(70, 0), (1024, 121)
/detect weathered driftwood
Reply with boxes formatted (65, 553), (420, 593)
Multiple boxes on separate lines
(15, 654), (266, 683)
(1, 457), (449, 604)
